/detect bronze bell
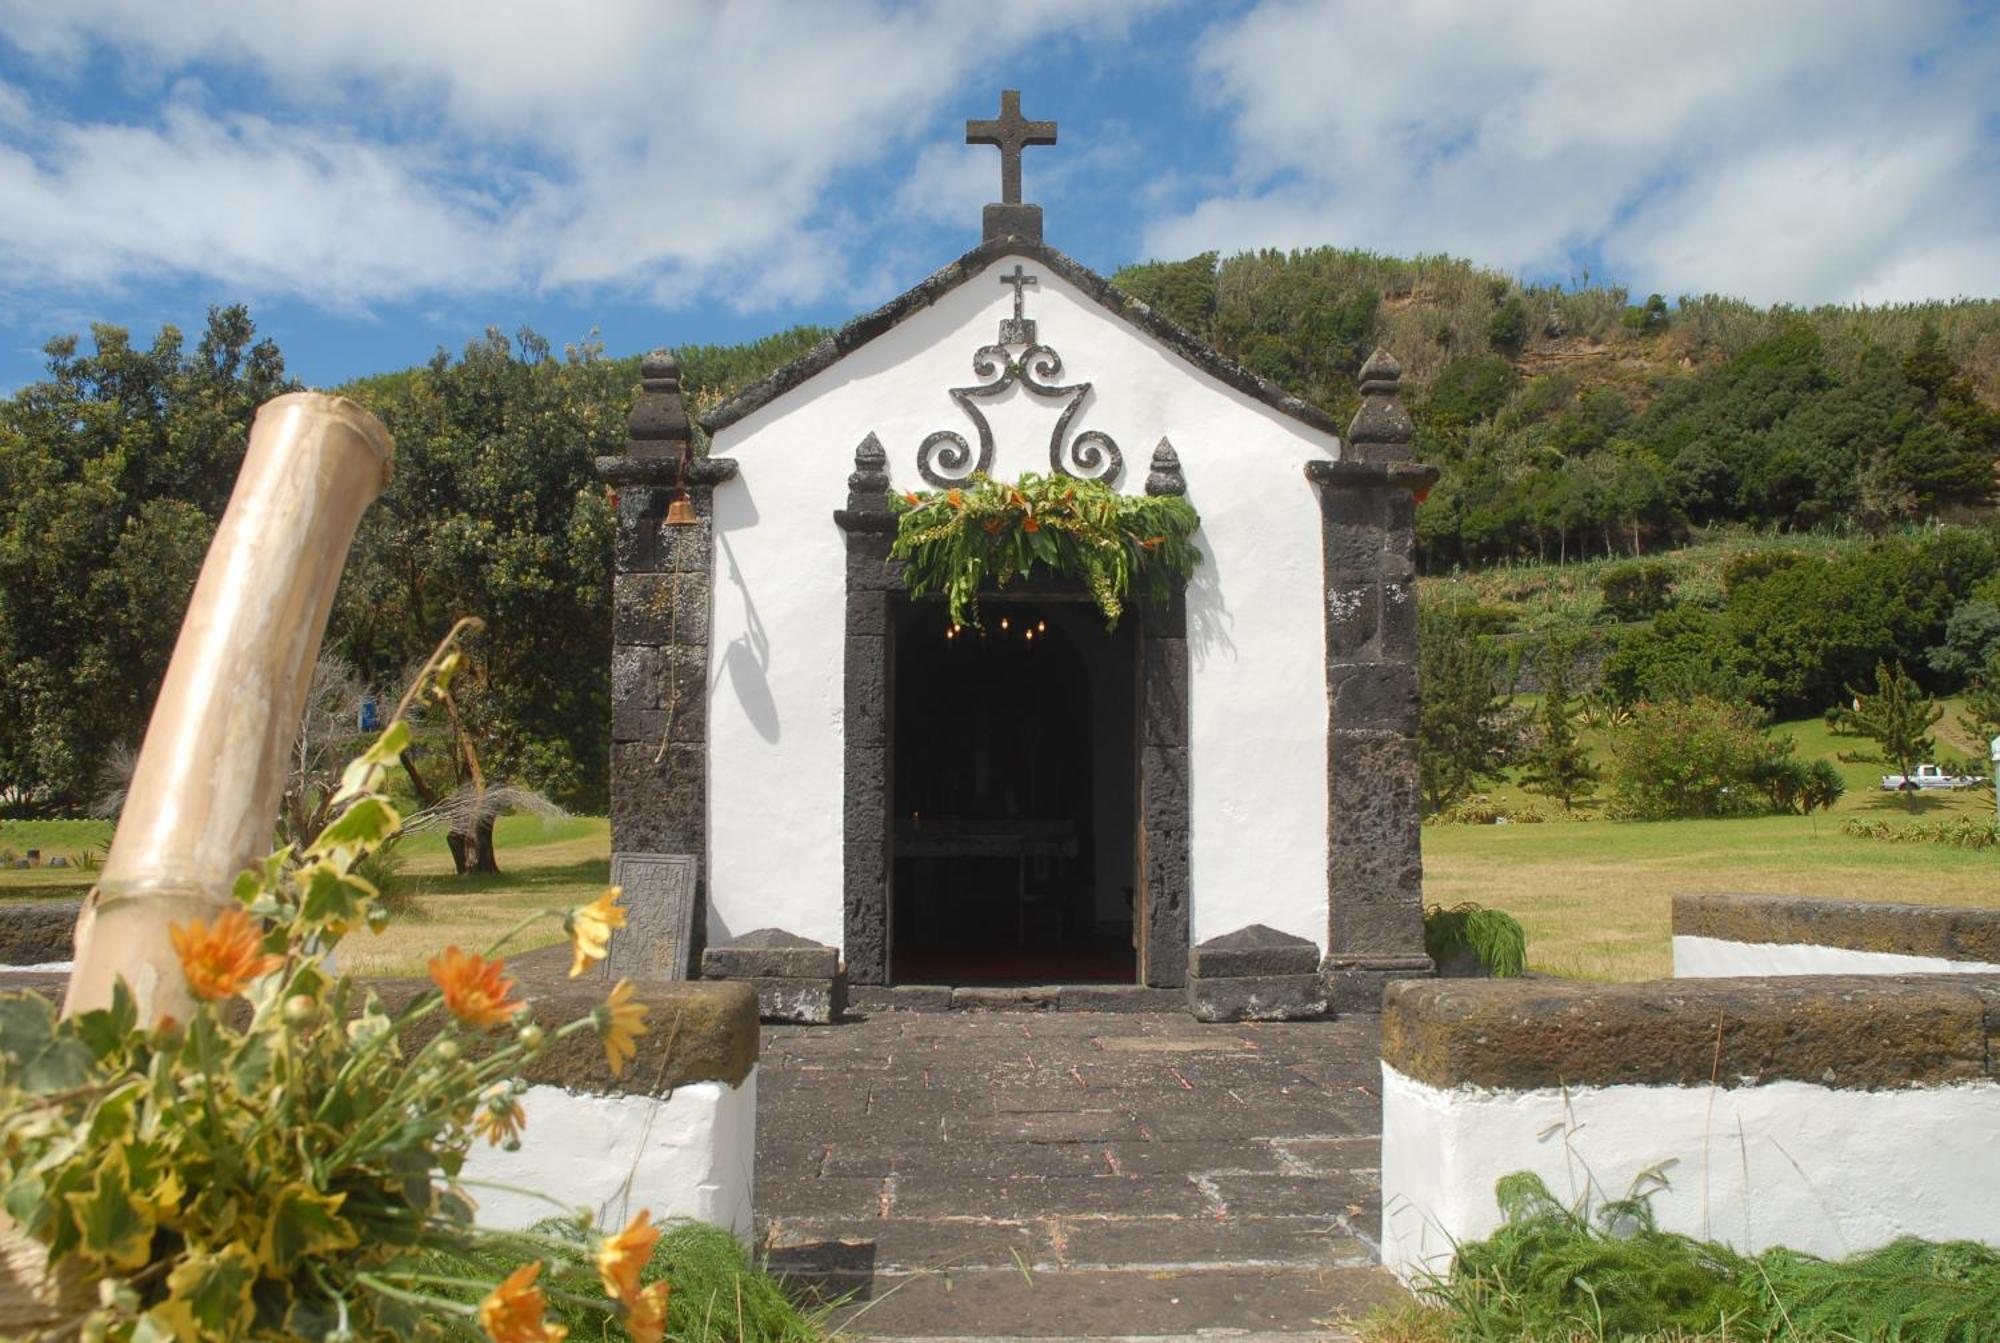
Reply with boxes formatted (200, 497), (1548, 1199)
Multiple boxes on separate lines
(664, 492), (698, 526)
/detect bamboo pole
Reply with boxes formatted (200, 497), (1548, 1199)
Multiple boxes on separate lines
(61, 392), (393, 1023)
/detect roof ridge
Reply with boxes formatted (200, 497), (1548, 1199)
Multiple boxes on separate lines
(697, 237), (1345, 443)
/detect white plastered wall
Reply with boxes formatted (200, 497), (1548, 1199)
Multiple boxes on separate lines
(1673, 934), (2000, 978)
(461, 1071), (756, 1239)
(705, 254), (1339, 959)
(1380, 1063), (2000, 1281)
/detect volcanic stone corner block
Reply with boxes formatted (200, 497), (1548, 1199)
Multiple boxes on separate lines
(1186, 925), (1327, 1022)
(1321, 953), (1436, 1015)
(982, 202), (1044, 242)
(604, 852), (700, 981)
(703, 928), (847, 1025)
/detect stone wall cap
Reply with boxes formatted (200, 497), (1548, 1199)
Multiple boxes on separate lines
(0, 900), (82, 966)
(1674, 891), (2000, 964)
(699, 236), (1346, 445)
(1189, 924), (1320, 978)
(704, 928), (841, 980)
(374, 977), (758, 1093)
(1382, 974), (2000, 1092)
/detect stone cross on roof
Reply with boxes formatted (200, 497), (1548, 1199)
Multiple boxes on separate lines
(967, 89), (1056, 243)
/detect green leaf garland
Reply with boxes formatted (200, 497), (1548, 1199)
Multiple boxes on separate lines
(888, 473), (1201, 629)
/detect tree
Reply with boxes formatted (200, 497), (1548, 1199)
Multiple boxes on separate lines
(333, 329), (628, 867)
(1838, 660), (1943, 811)
(1518, 635), (1599, 813)
(1418, 605), (1514, 812)
(0, 308), (293, 808)
(1960, 651), (2000, 748)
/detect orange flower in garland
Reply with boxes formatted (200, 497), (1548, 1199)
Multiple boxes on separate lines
(478, 1262), (567, 1343)
(567, 886), (626, 978)
(169, 906), (282, 1001)
(473, 1090), (527, 1147)
(597, 1209), (661, 1303)
(1139, 535), (1165, 551)
(946, 488), (963, 509)
(428, 947), (523, 1030)
(1022, 515), (1041, 533)
(599, 979), (650, 1076)
(902, 490), (921, 506)
(623, 1281), (671, 1343)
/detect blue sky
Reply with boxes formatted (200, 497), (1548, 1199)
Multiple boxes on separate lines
(1, 0), (1996, 393)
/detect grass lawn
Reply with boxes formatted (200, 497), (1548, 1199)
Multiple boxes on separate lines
(1426, 696), (1998, 981)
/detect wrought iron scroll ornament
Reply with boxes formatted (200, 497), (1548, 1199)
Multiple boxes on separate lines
(916, 265), (1125, 489)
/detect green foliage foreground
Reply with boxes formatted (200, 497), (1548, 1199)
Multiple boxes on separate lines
(1408, 1172), (2000, 1342)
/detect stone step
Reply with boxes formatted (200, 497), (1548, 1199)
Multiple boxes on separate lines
(822, 1264), (1404, 1338)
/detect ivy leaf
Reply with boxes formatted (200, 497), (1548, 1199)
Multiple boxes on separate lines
(74, 977), (140, 1060)
(66, 1147), (156, 1269)
(255, 1184), (357, 1271)
(331, 719), (412, 807)
(294, 860), (377, 931)
(0, 990), (96, 1093)
(160, 1245), (258, 1341)
(86, 1079), (148, 1146)
(304, 796), (402, 867)
(284, 1292), (342, 1343)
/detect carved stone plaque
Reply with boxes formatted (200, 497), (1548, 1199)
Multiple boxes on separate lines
(605, 851), (699, 981)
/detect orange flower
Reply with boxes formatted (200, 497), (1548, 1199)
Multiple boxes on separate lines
(567, 886), (626, 978)
(428, 947), (523, 1030)
(982, 519), (1004, 534)
(946, 488), (963, 509)
(597, 1209), (661, 1303)
(902, 490), (921, 506)
(624, 1281), (670, 1343)
(479, 1262), (567, 1343)
(170, 907), (282, 1002)
(473, 1089), (526, 1147)
(1022, 515), (1041, 533)
(1140, 535), (1164, 551)
(599, 979), (649, 1076)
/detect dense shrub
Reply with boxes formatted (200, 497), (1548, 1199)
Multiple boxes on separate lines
(1600, 606), (1755, 707)
(1607, 697), (1793, 819)
(1596, 560), (1676, 622)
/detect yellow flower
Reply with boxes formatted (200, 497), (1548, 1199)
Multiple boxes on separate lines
(473, 1090), (527, 1147)
(169, 906), (282, 1001)
(567, 886), (626, 978)
(597, 1209), (661, 1303)
(428, 947), (523, 1030)
(478, 1262), (567, 1343)
(599, 979), (649, 1076)
(624, 1281), (671, 1343)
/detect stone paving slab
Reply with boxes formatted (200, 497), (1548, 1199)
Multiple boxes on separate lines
(754, 1010), (1398, 1337)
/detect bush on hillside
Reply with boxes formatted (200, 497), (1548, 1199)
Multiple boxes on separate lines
(1596, 560), (1676, 622)
(1601, 606), (1757, 707)
(1607, 697), (1793, 819)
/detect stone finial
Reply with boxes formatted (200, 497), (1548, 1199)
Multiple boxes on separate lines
(1345, 348), (1414, 464)
(1144, 439), (1187, 497)
(846, 433), (893, 514)
(626, 348), (690, 460)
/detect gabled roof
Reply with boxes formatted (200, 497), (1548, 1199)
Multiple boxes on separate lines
(698, 236), (1345, 441)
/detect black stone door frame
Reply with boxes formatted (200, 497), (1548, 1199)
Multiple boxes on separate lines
(834, 436), (1190, 987)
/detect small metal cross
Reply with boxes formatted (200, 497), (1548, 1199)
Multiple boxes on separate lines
(966, 90), (1056, 205)
(1000, 264), (1038, 319)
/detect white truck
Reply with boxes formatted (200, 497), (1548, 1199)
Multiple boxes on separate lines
(1880, 763), (1982, 791)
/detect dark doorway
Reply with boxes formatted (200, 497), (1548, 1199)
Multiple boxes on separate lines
(890, 598), (1138, 984)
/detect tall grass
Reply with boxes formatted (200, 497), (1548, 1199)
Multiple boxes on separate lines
(1375, 1172), (2000, 1343)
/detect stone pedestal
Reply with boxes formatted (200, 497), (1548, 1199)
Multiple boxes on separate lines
(1186, 924), (1326, 1022)
(1308, 350), (1437, 1013)
(703, 927), (847, 1025)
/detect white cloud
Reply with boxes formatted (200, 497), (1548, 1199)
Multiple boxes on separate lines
(0, 0), (1163, 312)
(1143, 0), (2000, 305)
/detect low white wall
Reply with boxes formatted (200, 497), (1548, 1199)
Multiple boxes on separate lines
(462, 1069), (757, 1240)
(1381, 1063), (2000, 1281)
(1673, 935), (2000, 978)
